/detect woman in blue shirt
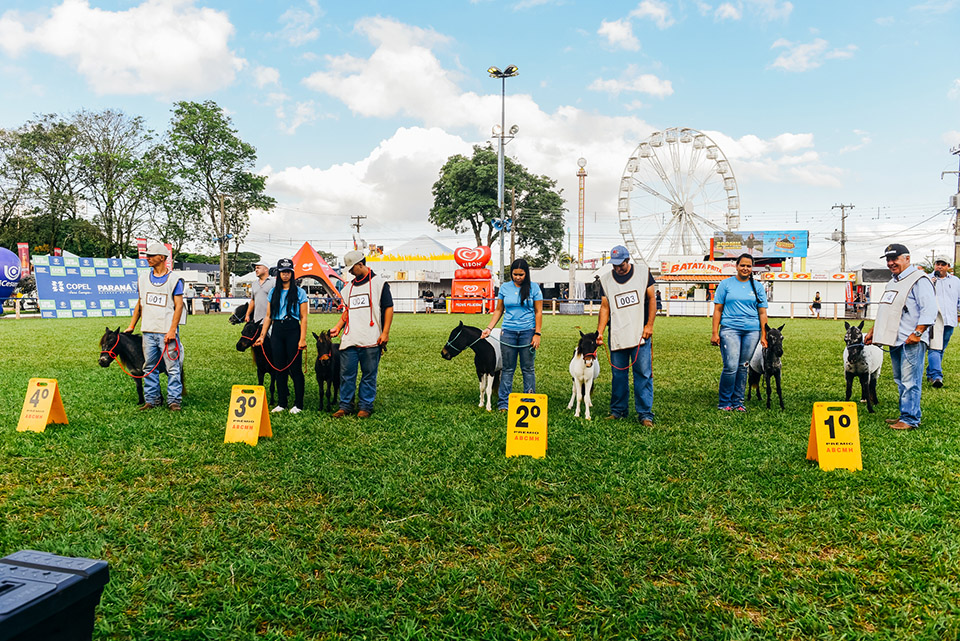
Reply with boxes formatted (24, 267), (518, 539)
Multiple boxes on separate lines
(255, 258), (309, 414)
(481, 258), (544, 410)
(710, 253), (768, 411)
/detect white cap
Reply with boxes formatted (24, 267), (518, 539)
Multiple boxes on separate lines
(935, 255), (952, 265)
(145, 242), (170, 257)
(343, 250), (365, 270)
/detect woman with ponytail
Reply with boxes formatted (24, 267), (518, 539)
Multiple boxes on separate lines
(255, 258), (308, 414)
(710, 253), (768, 411)
(481, 258), (544, 411)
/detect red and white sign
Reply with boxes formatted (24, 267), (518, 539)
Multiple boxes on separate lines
(453, 246), (492, 269)
(136, 238), (147, 259)
(17, 243), (30, 275)
(659, 260), (737, 276)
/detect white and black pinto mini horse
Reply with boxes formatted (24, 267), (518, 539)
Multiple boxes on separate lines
(441, 322), (502, 411)
(843, 320), (882, 413)
(568, 331), (601, 420)
(236, 319), (277, 405)
(747, 324), (785, 409)
(99, 326), (168, 405)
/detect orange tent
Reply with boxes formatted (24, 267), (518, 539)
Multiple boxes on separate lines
(291, 242), (344, 302)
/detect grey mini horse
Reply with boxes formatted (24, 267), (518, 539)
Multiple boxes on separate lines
(747, 324), (785, 409)
(843, 320), (882, 413)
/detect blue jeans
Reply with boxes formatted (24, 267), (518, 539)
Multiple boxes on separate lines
(925, 325), (954, 381)
(718, 327), (760, 409)
(339, 346), (382, 412)
(891, 341), (927, 426)
(142, 332), (183, 406)
(497, 328), (536, 410)
(609, 340), (654, 421)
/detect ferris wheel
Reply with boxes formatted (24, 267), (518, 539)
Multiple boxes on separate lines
(617, 127), (740, 265)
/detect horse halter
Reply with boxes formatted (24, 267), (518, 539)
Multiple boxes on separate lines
(240, 324), (260, 343)
(100, 333), (121, 362)
(444, 327), (482, 356)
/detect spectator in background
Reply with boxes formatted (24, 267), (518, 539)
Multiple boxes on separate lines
(245, 260), (275, 324)
(926, 256), (960, 388)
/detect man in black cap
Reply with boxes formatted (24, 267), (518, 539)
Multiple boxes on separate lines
(865, 243), (942, 430)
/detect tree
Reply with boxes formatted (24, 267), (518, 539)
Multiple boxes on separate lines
(429, 145), (565, 267)
(0, 129), (32, 231)
(167, 101), (276, 292)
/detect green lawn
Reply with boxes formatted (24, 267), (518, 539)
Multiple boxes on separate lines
(2, 313), (960, 640)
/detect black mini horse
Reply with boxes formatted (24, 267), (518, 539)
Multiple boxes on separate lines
(313, 330), (340, 412)
(99, 327), (167, 405)
(229, 302), (249, 325)
(441, 322), (502, 411)
(236, 320), (277, 405)
(747, 324), (785, 409)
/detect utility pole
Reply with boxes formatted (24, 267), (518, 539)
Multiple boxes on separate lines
(350, 214), (366, 234)
(510, 187), (516, 264)
(832, 203), (854, 271)
(944, 145), (960, 266)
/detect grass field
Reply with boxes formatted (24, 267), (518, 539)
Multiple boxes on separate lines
(2, 312), (960, 640)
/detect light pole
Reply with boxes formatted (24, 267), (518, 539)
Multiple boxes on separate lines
(488, 64), (518, 282)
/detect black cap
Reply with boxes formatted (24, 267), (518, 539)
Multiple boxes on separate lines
(277, 258), (295, 272)
(881, 243), (909, 259)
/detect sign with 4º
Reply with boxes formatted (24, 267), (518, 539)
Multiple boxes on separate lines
(506, 393), (548, 458)
(17, 378), (68, 432)
(224, 386), (272, 446)
(806, 402), (862, 471)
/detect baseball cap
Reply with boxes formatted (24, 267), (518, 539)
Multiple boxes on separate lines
(343, 250), (365, 270)
(276, 258), (295, 272)
(609, 245), (630, 265)
(880, 243), (909, 259)
(935, 255), (951, 265)
(253, 259), (268, 268)
(145, 242), (170, 257)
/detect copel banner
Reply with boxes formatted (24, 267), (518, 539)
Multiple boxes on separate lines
(33, 255), (148, 318)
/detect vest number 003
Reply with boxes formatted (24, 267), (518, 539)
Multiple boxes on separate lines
(234, 395), (257, 418)
(515, 404), (541, 428)
(29, 388), (50, 407)
(824, 414), (851, 439)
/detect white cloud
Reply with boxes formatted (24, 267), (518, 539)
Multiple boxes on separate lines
(272, 0), (323, 46)
(944, 130), (960, 146)
(696, 2), (714, 16)
(746, 0), (793, 20)
(629, 0), (675, 29)
(769, 38), (857, 72)
(598, 19), (640, 51)
(715, 3), (742, 20)
(588, 66), (673, 98)
(0, 0), (245, 96)
(253, 65), (280, 88)
(909, 1), (958, 14)
(949, 79), (960, 100)
(839, 129), (872, 154)
(279, 101), (323, 135)
(875, 16), (895, 25)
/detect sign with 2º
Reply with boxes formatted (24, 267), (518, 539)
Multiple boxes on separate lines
(506, 393), (548, 458)
(806, 402), (862, 471)
(224, 386), (272, 446)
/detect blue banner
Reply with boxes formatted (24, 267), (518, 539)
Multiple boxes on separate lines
(33, 255), (148, 319)
(712, 230), (809, 259)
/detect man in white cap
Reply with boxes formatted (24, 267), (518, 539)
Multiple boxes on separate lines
(865, 243), (942, 430)
(245, 259), (275, 324)
(124, 242), (185, 411)
(595, 244), (657, 426)
(926, 255), (960, 388)
(330, 249), (394, 418)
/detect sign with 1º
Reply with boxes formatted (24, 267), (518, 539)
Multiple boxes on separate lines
(806, 402), (862, 471)
(224, 385), (272, 446)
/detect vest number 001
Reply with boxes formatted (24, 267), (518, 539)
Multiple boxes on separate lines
(234, 395), (257, 417)
(29, 388), (50, 407)
(515, 404), (541, 428)
(824, 413), (851, 439)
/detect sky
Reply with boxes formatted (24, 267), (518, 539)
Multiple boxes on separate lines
(1, 0), (959, 271)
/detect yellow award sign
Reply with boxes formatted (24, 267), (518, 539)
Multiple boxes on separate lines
(506, 393), (548, 458)
(224, 386), (272, 446)
(806, 402), (862, 471)
(17, 378), (68, 433)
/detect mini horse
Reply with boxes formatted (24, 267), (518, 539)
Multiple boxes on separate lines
(844, 320), (882, 413)
(229, 302), (249, 325)
(99, 326), (168, 405)
(313, 330), (340, 412)
(441, 322), (502, 411)
(568, 331), (601, 420)
(236, 320), (277, 405)
(747, 324), (785, 409)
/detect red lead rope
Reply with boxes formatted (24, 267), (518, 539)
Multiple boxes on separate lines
(589, 341), (642, 371)
(101, 334), (181, 380)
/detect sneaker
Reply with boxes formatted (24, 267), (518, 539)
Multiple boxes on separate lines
(289, 407), (302, 415)
(933, 379), (944, 388)
(357, 410), (372, 419)
(332, 409), (348, 418)
(167, 403), (181, 412)
(718, 406), (734, 411)
(271, 406), (286, 413)
(885, 418), (899, 424)
(889, 421), (917, 430)
(734, 406), (747, 412)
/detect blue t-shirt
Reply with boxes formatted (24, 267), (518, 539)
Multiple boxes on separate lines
(149, 271), (184, 297)
(715, 276), (767, 331)
(498, 281), (543, 331)
(267, 286), (309, 320)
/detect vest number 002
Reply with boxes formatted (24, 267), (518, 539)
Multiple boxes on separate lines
(515, 404), (541, 428)
(824, 413), (851, 439)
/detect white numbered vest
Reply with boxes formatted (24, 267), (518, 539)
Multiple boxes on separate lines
(872, 268), (943, 349)
(599, 263), (650, 351)
(340, 272), (386, 349)
(138, 271), (183, 334)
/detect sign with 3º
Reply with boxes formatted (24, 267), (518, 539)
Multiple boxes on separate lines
(506, 393), (548, 459)
(224, 385), (272, 446)
(17, 378), (68, 432)
(806, 402), (862, 471)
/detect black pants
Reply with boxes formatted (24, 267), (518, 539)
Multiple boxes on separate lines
(272, 319), (304, 409)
